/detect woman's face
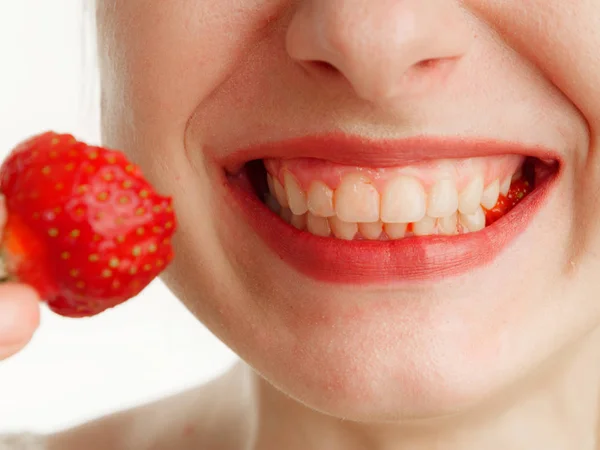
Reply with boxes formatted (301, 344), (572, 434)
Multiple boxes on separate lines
(96, 1), (600, 420)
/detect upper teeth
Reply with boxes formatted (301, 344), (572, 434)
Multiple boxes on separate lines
(380, 175), (426, 223)
(307, 181), (335, 217)
(264, 158), (523, 240)
(284, 172), (307, 215)
(335, 174), (380, 223)
(427, 178), (459, 218)
(480, 179), (500, 210)
(458, 175), (484, 215)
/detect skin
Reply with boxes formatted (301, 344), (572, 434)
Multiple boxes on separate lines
(4, 0), (600, 448)
(0, 196), (40, 361)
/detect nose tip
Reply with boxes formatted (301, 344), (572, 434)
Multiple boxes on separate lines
(286, 0), (472, 103)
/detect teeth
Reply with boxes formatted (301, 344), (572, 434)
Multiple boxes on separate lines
(438, 213), (458, 235)
(265, 193), (281, 214)
(480, 180), (500, 210)
(307, 181), (335, 217)
(458, 175), (484, 215)
(359, 222), (383, 240)
(329, 216), (358, 240)
(272, 177), (289, 209)
(381, 176), (426, 223)
(284, 172), (308, 215)
(459, 206), (486, 232)
(290, 213), (307, 230)
(267, 174), (275, 196)
(271, 166), (524, 239)
(427, 179), (458, 218)
(280, 207), (293, 223)
(335, 174), (380, 223)
(512, 167), (523, 181)
(413, 215), (437, 236)
(384, 223), (407, 239)
(307, 213), (331, 236)
(500, 176), (511, 196)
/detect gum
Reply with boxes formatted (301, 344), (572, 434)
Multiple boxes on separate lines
(264, 155), (525, 193)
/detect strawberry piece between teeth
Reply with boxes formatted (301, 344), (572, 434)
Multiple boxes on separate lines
(484, 179), (534, 226)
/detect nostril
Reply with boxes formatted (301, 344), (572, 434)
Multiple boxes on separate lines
(313, 61), (337, 72)
(304, 60), (341, 77)
(414, 57), (461, 75)
(417, 59), (438, 69)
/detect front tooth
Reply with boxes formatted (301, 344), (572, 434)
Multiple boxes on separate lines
(307, 213), (331, 237)
(307, 181), (335, 217)
(335, 174), (380, 223)
(273, 178), (289, 208)
(381, 176), (426, 223)
(459, 206), (486, 232)
(384, 223), (407, 239)
(290, 213), (307, 230)
(280, 208), (292, 223)
(413, 215), (437, 236)
(481, 179), (500, 209)
(265, 194), (281, 214)
(359, 222), (383, 240)
(427, 179), (458, 218)
(438, 213), (457, 235)
(458, 176), (484, 215)
(500, 176), (511, 196)
(284, 172), (308, 215)
(329, 216), (358, 240)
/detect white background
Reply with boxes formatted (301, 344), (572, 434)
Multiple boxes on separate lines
(0, 0), (237, 434)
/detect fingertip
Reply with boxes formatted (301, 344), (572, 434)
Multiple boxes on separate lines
(0, 283), (41, 359)
(2, 282), (41, 304)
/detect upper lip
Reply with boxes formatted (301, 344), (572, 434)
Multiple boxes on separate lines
(222, 133), (562, 172)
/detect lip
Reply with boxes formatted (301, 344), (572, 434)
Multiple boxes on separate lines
(221, 133), (560, 173)
(221, 135), (562, 284)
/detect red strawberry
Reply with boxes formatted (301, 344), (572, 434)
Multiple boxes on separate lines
(484, 178), (533, 226)
(0, 131), (176, 318)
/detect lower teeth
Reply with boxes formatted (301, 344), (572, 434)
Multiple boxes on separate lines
(271, 207), (485, 240)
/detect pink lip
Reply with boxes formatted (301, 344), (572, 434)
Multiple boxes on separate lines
(221, 134), (561, 284)
(221, 132), (560, 172)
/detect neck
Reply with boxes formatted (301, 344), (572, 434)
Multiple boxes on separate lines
(239, 328), (600, 450)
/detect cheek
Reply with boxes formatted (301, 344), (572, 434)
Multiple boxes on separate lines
(98, 0), (287, 146)
(469, 0), (600, 271)
(469, 0), (600, 126)
(570, 152), (600, 268)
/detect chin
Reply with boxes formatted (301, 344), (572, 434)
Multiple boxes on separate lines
(240, 280), (566, 422)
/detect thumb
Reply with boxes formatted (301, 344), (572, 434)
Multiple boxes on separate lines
(0, 284), (40, 361)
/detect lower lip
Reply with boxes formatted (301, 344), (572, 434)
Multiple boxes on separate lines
(226, 170), (558, 284)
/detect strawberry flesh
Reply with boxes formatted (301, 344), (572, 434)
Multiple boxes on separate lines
(0, 132), (177, 318)
(484, 178), (534, 226)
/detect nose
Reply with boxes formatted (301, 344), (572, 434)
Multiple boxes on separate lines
(286, 0), (472, 104)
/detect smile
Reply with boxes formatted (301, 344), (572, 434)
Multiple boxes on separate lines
(224, 134), (560, 283)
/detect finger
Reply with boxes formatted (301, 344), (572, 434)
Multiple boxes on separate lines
(0, 284), (40, 360)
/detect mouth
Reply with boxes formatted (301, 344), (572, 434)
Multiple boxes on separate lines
(223, 134), (560, 284)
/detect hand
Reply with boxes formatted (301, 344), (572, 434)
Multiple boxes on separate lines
(0, 284), (40, 360)
(0, 192), (40, 360)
